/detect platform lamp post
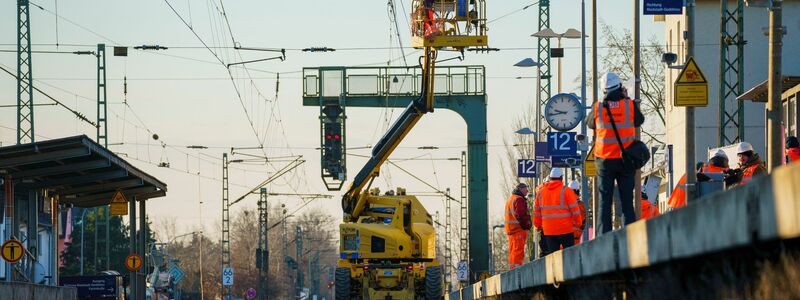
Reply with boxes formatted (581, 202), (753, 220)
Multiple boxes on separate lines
(514, 58), (544, 141)
(532, 28), (583, 93)
(513, 57), (543, 181)
(514, 127), (539, 259)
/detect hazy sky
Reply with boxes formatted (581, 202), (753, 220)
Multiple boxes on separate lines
(0, 0), (664, 238)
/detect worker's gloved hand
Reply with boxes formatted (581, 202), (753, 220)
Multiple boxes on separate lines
(723, 169), (743, 186)
(696, 172), (711, 182)
(573, 230), (581, 239)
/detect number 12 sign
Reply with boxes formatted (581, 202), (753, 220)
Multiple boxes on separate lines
(547, 132), (577, 156)
(517, 159), (537, 178)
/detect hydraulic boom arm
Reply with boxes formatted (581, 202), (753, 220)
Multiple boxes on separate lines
(341, 48), (437, 220)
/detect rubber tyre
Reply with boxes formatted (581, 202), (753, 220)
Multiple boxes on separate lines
(424, 266), (443, 299)
(335, 267), (351, 300)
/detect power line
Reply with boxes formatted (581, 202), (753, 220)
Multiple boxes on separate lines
(488, 1), (539, 24)
(0, 64), (97, 127)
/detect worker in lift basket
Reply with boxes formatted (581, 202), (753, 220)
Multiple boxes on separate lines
(567, 180), (587, 245)
(668, 149), (729, 208)
(786, 136), (800, 163)
(533, 169), (582, 254)
(584, 72), (645, 234)
(504, 182), (532, 269)
(724, 142), (767, 187)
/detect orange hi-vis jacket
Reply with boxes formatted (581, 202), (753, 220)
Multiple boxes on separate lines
(533, 180), (582, 236)
(787, 148), (800, 163)
(574, 200), (587, 245)
(504, 194), (529, 235)
(593, 98), (636, 159)
(641, 199), (659, 219)
(668, 164), (728, 208)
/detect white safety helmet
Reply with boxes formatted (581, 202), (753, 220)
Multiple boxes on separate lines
(712, 149), (728, 159)
(568, 180), (581, 191)
(736, 142), (754, 154)
(600, 72), (622, 93)
(549, 168), (563, 179)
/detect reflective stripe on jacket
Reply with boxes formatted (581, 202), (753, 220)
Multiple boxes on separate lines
(668, 164), (727, 208)
(504, 194), (528, 235)
(593, 98), (636, 159)
(533, 180), (582, 236)
(668, 174), (687, 208)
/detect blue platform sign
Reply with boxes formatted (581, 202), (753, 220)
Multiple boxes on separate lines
(534, 142), (550, 162)
(551, 155), (582, 168)
(547, 132), (578, 156)
(517, 159), (538, 178)
(60, 275), (121, 300)
(644, 0), (683, 15)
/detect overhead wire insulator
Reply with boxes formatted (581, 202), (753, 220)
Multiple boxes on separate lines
(302, 47), (336, 53)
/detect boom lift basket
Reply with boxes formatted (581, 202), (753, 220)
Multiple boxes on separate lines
(411, 0), (488, 49)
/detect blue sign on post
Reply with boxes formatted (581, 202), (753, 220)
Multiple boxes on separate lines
(643, 0), (683, 15)
(534, 142), (550, 162)
(547, 132), (578, 156)
(517, 159), (538, 178)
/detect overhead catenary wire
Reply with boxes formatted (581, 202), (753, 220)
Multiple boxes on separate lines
(0, 64), (97, 128)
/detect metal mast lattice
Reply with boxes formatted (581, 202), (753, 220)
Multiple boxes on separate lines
(257, 188), (268, 299)
(444, 188), (452, 292)
(221, 153), (231, 299)
(718, 0), (745, 146)
(459, 151), (469, 283)
(537, 0), (552, 136)
(17, 0), (34, 144)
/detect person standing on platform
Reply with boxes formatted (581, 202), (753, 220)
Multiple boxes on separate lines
(504, 182), (532, 269)
(533, 169), (582, 253)
(585, 72), (645, 234)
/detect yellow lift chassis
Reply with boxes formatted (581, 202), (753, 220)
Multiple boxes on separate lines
(334, 1), (488, 299)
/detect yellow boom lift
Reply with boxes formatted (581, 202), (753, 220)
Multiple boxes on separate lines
(334, 1), (487, 298)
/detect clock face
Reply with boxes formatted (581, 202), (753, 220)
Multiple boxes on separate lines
(544, 94), (583, 131)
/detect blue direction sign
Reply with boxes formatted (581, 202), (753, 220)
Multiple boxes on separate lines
(60, 275), (122, 300)
(517, 159), (538, 178)
(551, 155), (582, 168)
(643, 0), (683, 15)
(547, 132), (578, 156)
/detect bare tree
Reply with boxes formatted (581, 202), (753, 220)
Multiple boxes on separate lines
(598, 21), (667, 146)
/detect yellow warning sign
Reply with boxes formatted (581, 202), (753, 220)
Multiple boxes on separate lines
(584, 144), (596, 177)
(676, 57), (707, 83)
(125, 253), (143, 272)
(110, 190), (128, 216)
(1, 239), (25, 264)
(674, 57), (708, 107)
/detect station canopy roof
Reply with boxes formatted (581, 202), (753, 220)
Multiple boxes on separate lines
(738, 76), (800, 102)
(0, 135), (167, 207)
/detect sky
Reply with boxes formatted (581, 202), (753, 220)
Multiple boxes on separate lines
(0, 0), (664, 239)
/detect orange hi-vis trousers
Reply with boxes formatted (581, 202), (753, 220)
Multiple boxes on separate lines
(507, 230), (528, 269)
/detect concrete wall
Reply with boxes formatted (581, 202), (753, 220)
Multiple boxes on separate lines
(449, 161), (800, 299)
(0, 282), (77, 300)
(663, 0), (800, 179)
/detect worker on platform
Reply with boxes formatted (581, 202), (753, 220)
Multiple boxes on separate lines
(585, 72), (645, 234)
(533, 169), (582, 253)
(567, 180), (587, 245)
(504, 182), (532, 269)
(640, 192), (659, 220)
(668, 150), (729, 208)
(787, 136), (800, 164)
(724, 142), (767, 187)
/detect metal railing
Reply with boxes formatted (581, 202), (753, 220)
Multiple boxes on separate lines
(303, 65), (485, 98)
